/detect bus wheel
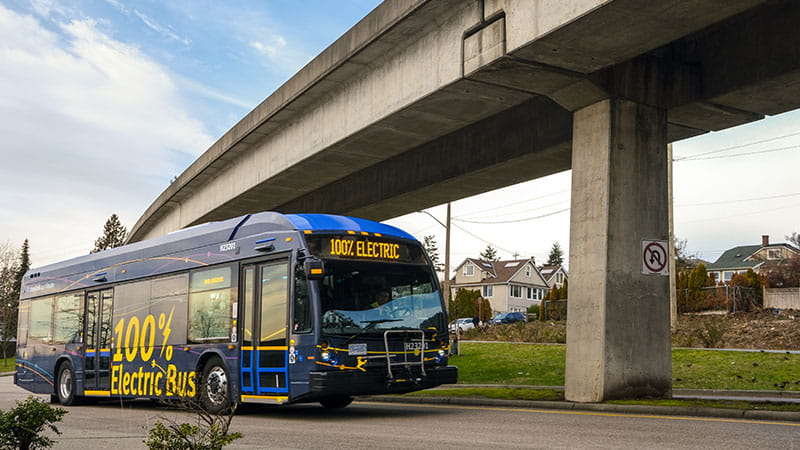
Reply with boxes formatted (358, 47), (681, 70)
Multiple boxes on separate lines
(199, 357), (230, 414)
(56, 362), (77, 406)
(319, 395), (353, 409)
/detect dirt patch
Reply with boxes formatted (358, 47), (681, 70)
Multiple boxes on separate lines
(460, 310), (800, 350)
(673, 309), (800, 350)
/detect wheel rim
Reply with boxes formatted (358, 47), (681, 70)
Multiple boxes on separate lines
(205, 366), (228, 406)
(59, 368), (72, 400)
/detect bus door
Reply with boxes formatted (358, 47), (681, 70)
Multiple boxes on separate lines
(240, 260), (290, 402)
(84, 289), (113, 394)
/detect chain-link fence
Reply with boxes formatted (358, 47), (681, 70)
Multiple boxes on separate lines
(540, 299), (567, 321)
(678, 285), (761, 313)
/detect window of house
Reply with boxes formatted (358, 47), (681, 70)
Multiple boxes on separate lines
(463, 265), (474, 277)
(723, 271), (734, 282)
(767, 249), (781, 260)
(710, 272), (719, 283)
(525, 265), (531, 277)
(510, 285), (522, 298)
(482, 285), (493, 297)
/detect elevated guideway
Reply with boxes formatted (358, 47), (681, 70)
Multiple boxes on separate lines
(129, 0), (800, 402)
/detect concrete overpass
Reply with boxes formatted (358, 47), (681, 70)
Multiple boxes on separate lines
(129, 0), (800, 402)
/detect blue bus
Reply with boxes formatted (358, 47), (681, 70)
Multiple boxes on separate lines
(15, 212), (457, 411)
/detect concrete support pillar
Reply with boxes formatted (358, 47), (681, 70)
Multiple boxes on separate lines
(565, 98), (671, 402)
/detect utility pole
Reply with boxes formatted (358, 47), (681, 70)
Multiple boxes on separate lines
(444, 202), (452, 306)
(668, 143), (678, 332)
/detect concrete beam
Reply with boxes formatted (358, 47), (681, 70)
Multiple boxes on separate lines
(273, 96), (573, 220)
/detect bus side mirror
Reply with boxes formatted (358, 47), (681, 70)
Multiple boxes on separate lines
(305, 258), (325, 280)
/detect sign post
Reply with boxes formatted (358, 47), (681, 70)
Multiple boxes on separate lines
(642, 240), (669, 276)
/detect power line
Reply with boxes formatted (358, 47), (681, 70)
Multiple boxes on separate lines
(453, 208), (570, 224)
(673, 131), (800, 161)
(456, 199), (569, 221)
(676, 144), (799, 162)
(676, 192), (800, 207)
(677, 201), (800, 224)
(454, 189), (569, 219)
(449, 221), (518, 257)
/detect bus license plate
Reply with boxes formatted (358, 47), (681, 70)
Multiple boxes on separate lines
(348, 343), (367, 356)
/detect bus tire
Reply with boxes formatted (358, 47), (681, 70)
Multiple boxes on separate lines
(56, 361), (77, 406)
(319, 395), (353, 409)
(199, 357), (230, 414)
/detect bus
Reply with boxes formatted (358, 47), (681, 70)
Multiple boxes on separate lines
(15, 212), (457, 411)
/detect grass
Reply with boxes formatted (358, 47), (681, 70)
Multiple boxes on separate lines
(451, 342), (565, 385)
(0, 357), (14, 372)
(449, 342), (800, 391)
(403, 388), (800, 412)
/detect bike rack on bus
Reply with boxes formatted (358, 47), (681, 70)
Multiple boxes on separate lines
(383, 329), (426, 381)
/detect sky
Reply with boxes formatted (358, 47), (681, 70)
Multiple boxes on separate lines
(1, 0), (799, 274)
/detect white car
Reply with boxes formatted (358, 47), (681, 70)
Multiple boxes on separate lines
(449, 318), (475, 333)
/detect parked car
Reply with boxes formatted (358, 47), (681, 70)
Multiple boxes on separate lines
(489, 312), (527, 325)
(449, 317), (476, 333)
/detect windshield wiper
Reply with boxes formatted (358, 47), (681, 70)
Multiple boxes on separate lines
(359, 319), (402, 330)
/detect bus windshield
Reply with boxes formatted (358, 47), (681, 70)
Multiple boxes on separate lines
(319, 260), (445, 335)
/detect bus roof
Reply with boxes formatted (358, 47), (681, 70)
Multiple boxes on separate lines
(21, 212), (415, 299)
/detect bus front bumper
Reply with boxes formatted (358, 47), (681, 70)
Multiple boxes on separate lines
(309, 365), (458, 397)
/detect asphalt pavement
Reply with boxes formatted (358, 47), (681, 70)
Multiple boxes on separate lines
(3, 371), (799, 424)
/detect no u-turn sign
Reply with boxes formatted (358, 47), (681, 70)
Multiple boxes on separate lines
(642, 240), (669, 275)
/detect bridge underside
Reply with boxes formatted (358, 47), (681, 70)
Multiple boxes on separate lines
(129, 0), (800, 402)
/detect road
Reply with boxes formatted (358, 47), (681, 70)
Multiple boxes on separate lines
(2, 377), (798, 449)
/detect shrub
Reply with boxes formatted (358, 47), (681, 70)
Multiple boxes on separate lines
(145, 398), (241, 450)
(694, 318), (727, 348)
(0, 396), (67, 450)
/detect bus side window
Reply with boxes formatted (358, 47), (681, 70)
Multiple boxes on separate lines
(53, 293), (83, 344)
(17, 300), (30, 348)
(29, 297), (53, 344)
(293, 264), (312, 333)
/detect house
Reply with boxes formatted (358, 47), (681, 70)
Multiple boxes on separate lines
(450, 257), (549, 314)
(707, 235), (800, 284)
(539, 264), (568, 289)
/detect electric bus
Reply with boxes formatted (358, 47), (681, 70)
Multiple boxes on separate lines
(15, 212), (457, 411)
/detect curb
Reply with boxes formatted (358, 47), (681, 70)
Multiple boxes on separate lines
(431, 384), (800, 400)
(361, 394), (800, 423)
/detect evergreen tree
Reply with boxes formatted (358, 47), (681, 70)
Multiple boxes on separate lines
(451, 288), (481, 318)
(546, 242), (564, 266)
(12, 239), (29, 296)
(0, 240), (28, 359)
(686, 263), (710, 312)
(477, 298), (493, 323)
(479, 245), (498, 262)
(91, 214), (127, 253)
(787, 232), (800, 248)
(422, 235), (443, 272)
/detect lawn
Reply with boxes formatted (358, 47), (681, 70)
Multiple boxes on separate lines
(450, 342), (800, 391)
(0, 357), (14, 372)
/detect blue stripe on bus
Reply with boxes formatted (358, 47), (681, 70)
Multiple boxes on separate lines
(285, 214), (415, 241)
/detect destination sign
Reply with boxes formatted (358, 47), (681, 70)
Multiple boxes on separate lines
(306, 235), (425, 264)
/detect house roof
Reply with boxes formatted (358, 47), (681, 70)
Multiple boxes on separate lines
(706, 243), (799, 271)
(706, 245), (762, 271)
(453, 257), (546, 286)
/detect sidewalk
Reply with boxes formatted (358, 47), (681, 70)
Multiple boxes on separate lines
(362, 384), (800, 423)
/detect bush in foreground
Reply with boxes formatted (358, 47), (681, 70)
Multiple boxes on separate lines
(0, 396), (67, 450)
